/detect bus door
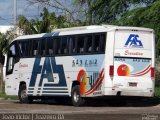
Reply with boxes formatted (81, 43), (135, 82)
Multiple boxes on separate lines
(113, 29), (155, 95)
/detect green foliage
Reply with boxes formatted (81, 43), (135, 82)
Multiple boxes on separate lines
(18, 7), (77, 35)
(155, 69), (160, 87)
(0, 32), (10, 64)
(73, 0), (155, 24)
(0, 81), (6, 97)
(117, 0), (160, 57)
(0, 27), (18, 64)
(155, 87), (160, 97)
(0, 33), (9, 53)
(18, 7), (55, 34)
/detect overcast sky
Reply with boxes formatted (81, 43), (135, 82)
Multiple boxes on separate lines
(0, 0), (42, 25)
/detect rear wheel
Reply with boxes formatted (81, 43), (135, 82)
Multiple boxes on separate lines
(18, 84), (32, 103)
(71, 85), (85, 107)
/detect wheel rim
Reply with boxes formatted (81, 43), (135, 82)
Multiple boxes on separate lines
(73, 91), (80, 103)
(21, 89), (27, 100)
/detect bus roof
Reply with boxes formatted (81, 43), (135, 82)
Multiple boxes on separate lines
(14, 25), (154, 41)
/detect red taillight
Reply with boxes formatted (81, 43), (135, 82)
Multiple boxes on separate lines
(151, 67), (155, 78)
(109, 65), (114, 76)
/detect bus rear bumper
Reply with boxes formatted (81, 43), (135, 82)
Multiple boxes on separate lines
(104, 88), (154, 97)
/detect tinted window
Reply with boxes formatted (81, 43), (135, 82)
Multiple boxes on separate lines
(18, 41), (29, 57)
(69, 36), (76, 54)
(32, 40), (40, 56)
(77, 36), (85, 54)
(55, 38), (61, 55)
(100, 34), (106, 52)
(6, 42), (19, 75)
(9, 44), (16, 56)
(17, 33), (106, 57)
(85, 35), (92, 53)
(93, 35), (100, 52)
(93, 34), (106, 53)
(46, 38), (54, 56)
(40, 39), (46, 56)
(61, 37), (69, 54)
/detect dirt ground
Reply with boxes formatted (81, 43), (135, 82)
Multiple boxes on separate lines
(0, 98), (159, 120)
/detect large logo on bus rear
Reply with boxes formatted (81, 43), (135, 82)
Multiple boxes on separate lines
(124, 34), (143, 48)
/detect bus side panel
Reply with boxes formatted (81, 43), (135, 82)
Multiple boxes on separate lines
(56, 55), (105, 97)
(17, 55), (105, 97)
(103, 30), (116, 95)
(25, 57), (69, 96)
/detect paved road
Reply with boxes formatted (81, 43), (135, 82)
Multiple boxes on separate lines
(0, 98), (159, 120)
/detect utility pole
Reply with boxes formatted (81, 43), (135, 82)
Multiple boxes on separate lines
(14, 0), (17, 24)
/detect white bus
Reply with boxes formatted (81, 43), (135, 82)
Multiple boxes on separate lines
(3, 25), (155, 106)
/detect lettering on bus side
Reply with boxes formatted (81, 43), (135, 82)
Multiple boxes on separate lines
(72, 59), (98, 67)
(29, 57), (67, 87)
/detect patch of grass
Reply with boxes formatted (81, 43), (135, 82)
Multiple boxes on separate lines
(155, 87), (160, 97)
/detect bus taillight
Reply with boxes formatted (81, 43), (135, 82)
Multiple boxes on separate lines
(109, 65), (114, 78)
(151, 67), (155, 78)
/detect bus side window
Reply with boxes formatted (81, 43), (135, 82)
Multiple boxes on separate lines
(86, 35), (92, 53)
(77, 36), (85, 54)
(100, 34), (106, 52)
(55, 38), (61, 55)
(69, 36), (76, 54)
(8, 45), (16, 72)
(93, 34), (106, 53)
(40, 39), (46, 56)
(93, 35), (100, 52)
(32, 40), (40, 56)
(6, 42), (19, 75)
(46, 38), (54, 56)
(18, 41), (29, 57)
(61, 37), (69, 55)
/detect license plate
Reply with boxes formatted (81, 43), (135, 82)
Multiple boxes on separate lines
(129, 82), (137, 87)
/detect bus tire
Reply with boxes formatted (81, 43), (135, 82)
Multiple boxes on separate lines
(18, 84), (32, 103)
(71, 85), (85, 107)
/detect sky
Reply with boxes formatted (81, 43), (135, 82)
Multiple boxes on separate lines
(0, 0), (73, 25)
(0, 0), (43, 25)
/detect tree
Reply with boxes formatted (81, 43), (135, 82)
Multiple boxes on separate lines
(18, 7), (56, 34)
(0, 33), (9, 64)
(73, 0), (155, 24)
(18, 7), (76, 35)
(26, 0), (77, 22)
(0, 32), (11, 92)
(72, 0), (93, 25)
(0, 29), (15, 64)
(117, 0), (160, 57)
